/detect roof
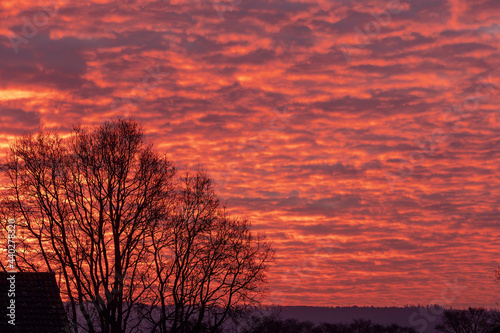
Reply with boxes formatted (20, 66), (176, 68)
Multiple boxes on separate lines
(0, 271), (71, 333)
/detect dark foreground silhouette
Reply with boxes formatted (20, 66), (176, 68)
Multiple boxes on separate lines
(436, 307), (500, 333)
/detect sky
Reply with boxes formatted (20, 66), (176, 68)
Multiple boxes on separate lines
(0, 0), (499, 309)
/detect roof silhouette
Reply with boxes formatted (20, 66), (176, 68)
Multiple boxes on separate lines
(0, 272), (71, 333)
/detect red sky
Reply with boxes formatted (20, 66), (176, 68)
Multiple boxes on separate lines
(0, 0), (499, 309)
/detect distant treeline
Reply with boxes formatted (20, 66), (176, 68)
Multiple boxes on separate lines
(233, 307), (500, 333)
(241, 318), (416, 333)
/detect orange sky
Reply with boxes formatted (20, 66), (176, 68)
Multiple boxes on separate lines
(0, 0), (499, 308)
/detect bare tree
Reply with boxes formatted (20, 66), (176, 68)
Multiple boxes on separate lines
(435, 308), (500, 333)
(142, 171), (273, 333)
(0, 119), (273, 333)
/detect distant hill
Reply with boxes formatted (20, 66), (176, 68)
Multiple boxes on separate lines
(278, 305), (447, 333)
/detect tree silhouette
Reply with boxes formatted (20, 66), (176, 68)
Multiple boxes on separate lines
(0, 119), (273, 333)
(142, 171), (273, 333)
(435, 307), (500, 333)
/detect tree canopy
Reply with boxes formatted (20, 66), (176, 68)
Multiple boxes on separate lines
(0, 119), (273, 333)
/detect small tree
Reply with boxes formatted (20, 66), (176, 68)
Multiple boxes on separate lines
(0, 119), (273, 333)
(435, 307), (500, 333)
(143, 171), (273, 333)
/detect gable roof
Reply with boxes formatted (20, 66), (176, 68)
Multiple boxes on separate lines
(0, 272), (71, 333)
